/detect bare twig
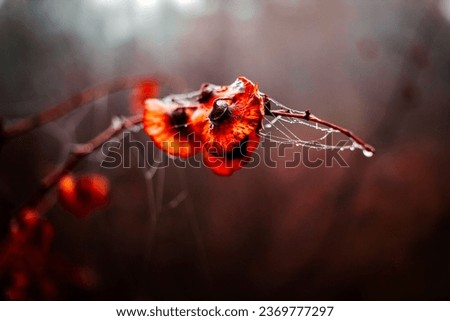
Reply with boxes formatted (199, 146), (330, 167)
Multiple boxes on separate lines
(19, 114), (143, 213)
(1, 76), (155, 141)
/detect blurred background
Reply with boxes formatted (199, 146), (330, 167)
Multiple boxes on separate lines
(0, 0), (449, 300)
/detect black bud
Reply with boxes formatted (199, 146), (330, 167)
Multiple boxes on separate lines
(209, 99), (231, 126)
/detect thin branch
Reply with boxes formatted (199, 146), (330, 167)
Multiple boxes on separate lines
(19, 114), (143, 213)
(268, 105), (375, 154)
(1, 76), (152, 141)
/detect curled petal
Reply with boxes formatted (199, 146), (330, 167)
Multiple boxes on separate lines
(143, 99), (203, 158)
(203, 132), (260, 176)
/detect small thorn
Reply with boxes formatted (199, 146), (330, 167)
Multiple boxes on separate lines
(305, 109), (311, 120)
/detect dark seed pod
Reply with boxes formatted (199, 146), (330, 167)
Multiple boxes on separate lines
(209, 99), (231, 126)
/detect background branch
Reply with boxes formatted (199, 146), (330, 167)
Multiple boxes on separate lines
(19, 114), (143, 214)
(1, 75), (164, 142)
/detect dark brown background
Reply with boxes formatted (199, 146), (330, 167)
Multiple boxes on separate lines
(0, 0), (449, 299)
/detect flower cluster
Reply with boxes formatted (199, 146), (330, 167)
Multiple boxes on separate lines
(142, 77), (265, 176)
(1, 209), (55, 299)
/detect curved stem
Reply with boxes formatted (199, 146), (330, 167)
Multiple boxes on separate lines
(2, 76), (152, 141)
(19, 114), (143, 213)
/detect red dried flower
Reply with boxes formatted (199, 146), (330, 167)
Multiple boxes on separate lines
(191, 77), (265, 175)
(193, 76), (265, 156)
(143, 98), (205, 158)
(58, 174), (110, 218)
